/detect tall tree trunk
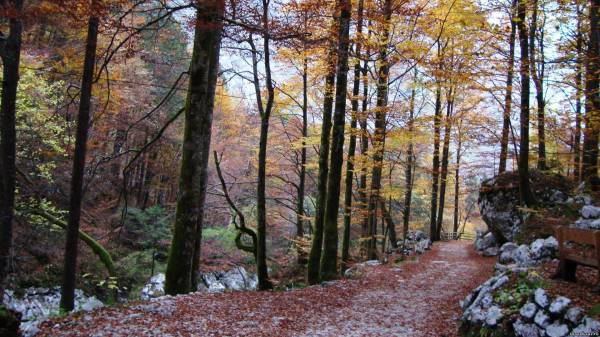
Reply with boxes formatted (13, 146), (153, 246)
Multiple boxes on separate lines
(582, 0), (600, 187)
(366, 0), (392, 259)
(341, 0), (364, 274)
(429, 71), (443, 241)
(165, 1), (224, 295)
(307, 23), (336, 286)
(254, 0), (276, 290)
(320, 0), (352, 280)
(403, 76), (417, 239)
(436, 89), (454, 239)
(453, 125), (462, 233)
(516, 0), (534, 205)
(499, 0), (517, 175)
(358, 36), (370, 255)
(574, 4), (584, 181)
(0, 0), (23, 299)
(296, 56), (309, 265)
(529, 0), (546, 170)
(61, 3), (99, 311)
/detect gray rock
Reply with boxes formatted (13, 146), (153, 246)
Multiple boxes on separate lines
(485, 306), (503, 326)
(534, 310), (551, 328)
(364, 260), (381, 266)
(544, 322), (569, 337)
(515, 245), (533, 266)
(581, 205), (600, 219)
(3, 286), (104, 337)
(483, 246), (500, 257)
(406, 230), (427, 241)
(520, 302), (538, 320)
(565, 307), (583, 325)
(475, 232), (497, 252)
(499, 242), (518, 263)
(548, 296), (571, 315)
(140, 273), (165, 300)
(513, 319), (542, 337)
(218, 266), (258, 291)
(550, 190), (568, 203)
(534, 289), (549, 308)
(572, 317), (600, 334)
(574, 194), (592, 206)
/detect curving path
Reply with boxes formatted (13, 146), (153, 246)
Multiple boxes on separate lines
(37, 242), (495, 337)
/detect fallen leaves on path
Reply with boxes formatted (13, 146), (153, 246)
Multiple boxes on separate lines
(36, 242), (495, 337)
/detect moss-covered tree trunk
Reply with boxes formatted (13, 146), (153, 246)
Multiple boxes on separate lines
(61, 4), (99, 311)
(165, 1), (224, 295)
(0, 0), (22, 299)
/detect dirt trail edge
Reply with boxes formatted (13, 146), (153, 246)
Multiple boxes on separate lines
(37, 242), (495, 337)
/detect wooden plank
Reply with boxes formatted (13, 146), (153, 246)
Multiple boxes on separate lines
(561, 227), (598, 245)
(563, 253), (598, 267)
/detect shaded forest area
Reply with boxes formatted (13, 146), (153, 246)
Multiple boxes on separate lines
(0, 0), (599, 319)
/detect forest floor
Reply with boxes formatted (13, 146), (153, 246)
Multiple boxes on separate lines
(37, 241), (495, 337)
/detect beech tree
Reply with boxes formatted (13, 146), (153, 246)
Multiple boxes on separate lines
(164, 0), (225, 295)
(60, 0), (100, 311)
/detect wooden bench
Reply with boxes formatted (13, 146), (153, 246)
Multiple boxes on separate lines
(553, 225), (600, 289)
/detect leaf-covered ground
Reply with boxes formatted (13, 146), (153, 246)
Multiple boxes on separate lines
(37, 242), (494, 337)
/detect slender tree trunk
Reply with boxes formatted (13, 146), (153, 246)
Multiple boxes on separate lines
(61, 3), (99, 311)
(516, 0), (534, 205)
(254, 0), (276, 290)
(574, 5), (584, 181)
(359, 38), (370, 255)
(296, 56), (309, 264)
(429, 73), (443, 241)
(366, 0), (392, 259)
(582, 0), (600, 187)
(320, 0), (352, 280)
(341, 0), (364, 274)
(436, 89), (454, 239)
(403, 77), (416, 239)
(453, 127), (462, 233)
(499, 0), (517, 174)
(0, 0), (23, 299)
(307, 27), (336, 286)
(165, 1), (224, 295)
(529, 0), (546, 170)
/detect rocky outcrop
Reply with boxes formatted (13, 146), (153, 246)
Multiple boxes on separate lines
(141, 266), (258, 300)
(478, 172), (574, 243)
(460, 272), (600, 337)
(3, 287), (103, 337)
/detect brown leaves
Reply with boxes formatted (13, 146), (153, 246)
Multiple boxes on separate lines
(37, 242), (495, 337)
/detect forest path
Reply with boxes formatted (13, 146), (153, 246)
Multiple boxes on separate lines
(37, 242), (494, 337)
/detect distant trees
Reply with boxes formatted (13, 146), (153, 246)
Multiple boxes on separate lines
(164, 0), (225, 295)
